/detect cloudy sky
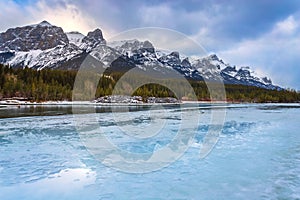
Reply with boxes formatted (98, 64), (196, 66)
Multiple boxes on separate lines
(0, 0), (300, 89)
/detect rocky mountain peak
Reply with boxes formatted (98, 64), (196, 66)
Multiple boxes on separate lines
(87, 29), (104, 40)
(208, 54), (219, 60)
(181, 57), (191, 68)
(222, 66), (237, 74)
(67, 31), (82, 34)
(0, 21), (68, 51)
(262, 77), (272, 84)
(111, 40), (155, 55)
(66, 31), (85, 47)
(236, 67), (251, 78)
(0, 21), (281, 90)
(159, 51), (181, 65)
(81, 28), (106, 48)
(141, 40), (155, 53)
(37, 20), (52, 27)
(170, 51), (180, 59)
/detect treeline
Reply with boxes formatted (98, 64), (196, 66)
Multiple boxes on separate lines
(0, 64), (76, 101)
(225, 84), (300, 103)
(0, 63), (299, 103)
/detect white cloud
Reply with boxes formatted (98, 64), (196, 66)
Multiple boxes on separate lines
(138, 3), (216, 35)
(139, 4), (174, 27)
(107, 27), (207, 57)
(275, 15), (298, 35)
(0, 1), (32, 29)
(218, 15), (300, 89)
(27, 1), (97, 34)
(0, 0), (107, 35)
(1, 1), (299, 89)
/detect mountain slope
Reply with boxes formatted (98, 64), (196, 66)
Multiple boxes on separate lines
(66, 31), (85, 47)
(0, 21), (281, 90)
(0, 21), (68, 51)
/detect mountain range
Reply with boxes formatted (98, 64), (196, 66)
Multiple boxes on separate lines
(0, 20), (280, 90)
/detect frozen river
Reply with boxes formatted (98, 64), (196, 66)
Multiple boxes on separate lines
(0, 104), (299, 199)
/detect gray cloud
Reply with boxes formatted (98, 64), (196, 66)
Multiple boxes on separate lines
(219, 14), (300, 89)
(1, 0), (300, 88)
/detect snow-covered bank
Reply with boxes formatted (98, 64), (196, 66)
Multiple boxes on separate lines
(1, 99), (298, 107)
(0, 96), (180, 106)
(0, 100), (181, 106)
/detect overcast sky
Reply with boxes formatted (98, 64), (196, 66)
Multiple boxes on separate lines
(0, 0), (300, 89)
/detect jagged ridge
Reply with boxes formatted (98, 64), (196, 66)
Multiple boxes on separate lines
(0, 21), (280, 90)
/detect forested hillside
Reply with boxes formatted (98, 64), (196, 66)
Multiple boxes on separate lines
(0, 64), (299, 102)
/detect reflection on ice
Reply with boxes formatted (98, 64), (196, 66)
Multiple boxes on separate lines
(0, 104), (299, 199)
(34, 168), (96, 191)
(0, 168), (96, 200)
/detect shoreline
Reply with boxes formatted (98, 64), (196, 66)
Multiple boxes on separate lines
(0, 100), (221, 106)
(0, 100), (299, 107)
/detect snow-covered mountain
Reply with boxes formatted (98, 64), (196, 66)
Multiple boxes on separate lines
(66, 31), (84, 47)
(0, 21), (280, 90)
(0, 21), (68, 51)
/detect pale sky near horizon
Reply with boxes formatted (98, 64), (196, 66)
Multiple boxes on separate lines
(0, 0), (300, 89)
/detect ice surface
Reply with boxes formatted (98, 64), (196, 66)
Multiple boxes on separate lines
(0, 104), (299, 199)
